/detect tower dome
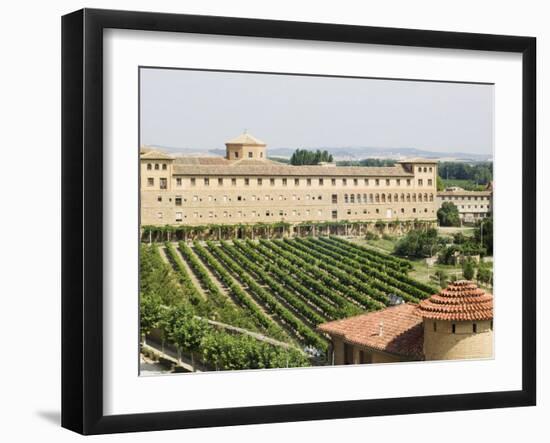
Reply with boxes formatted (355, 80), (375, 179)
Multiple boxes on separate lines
(417, 281), (493, 361)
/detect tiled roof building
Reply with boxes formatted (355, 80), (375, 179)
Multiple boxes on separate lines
(140, 132), (438, 227)
(318, 281), (493, 364)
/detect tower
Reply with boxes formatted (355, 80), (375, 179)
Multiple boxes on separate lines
(225, 131), (267, 161)
(417, 280), (493, 361)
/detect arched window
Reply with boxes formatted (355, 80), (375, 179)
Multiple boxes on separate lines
(357, 194), (361, 203)
(401, 193), (405, 202)
(394, 193), (399, 202)
(369, 193), (374, 203)
(406, 193), (411, 202)
(363, 193), (368, 202)
(429, 193), (434, 202)
(412, 194), (417, 202)
(424, 193), (428, 202)
(418, 193), (423, 202)
(381, 194), (386, 203)
(375, 193), (380, 203)
(388, 193), (392, 202)
(350, 194), (355, 203)
(344, 194), (349, 203)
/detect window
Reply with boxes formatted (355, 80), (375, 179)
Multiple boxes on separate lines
(157, 196), (162, 202)
(418, 166), (422, 172)
(428, 179), (433, 186)
(245, 178), (250, 186)
(307, 178), (312, 186)
(282, 178), (287, 186)
(347, 209), (351, 215)
(396, 179), (400, 186)
(279, 195), (283, 201)
(452, 324), (456, 334)
(357, 194), (361, 203)
(208, 211), (213, 218)
(147, 163), (152, 170)
(342, 178), (347, 186)
(175, 196), (182, 206)
(190, 177), (196, 186)
(319, 178), (324, 186)
(248, 152), (253, 158)
(270, 178), (275, 186)
(231, 178), (236, 186)
(154, 163), (159, 170)
(162, 164), (167, 170)
(418, 179), (423, 186)
(147, 178), (154, 186)
(375, 179), (379, 186)
(350, 194), (355, 203)
(331, 178), (336, 186)
(223, 211), (228, 218)
(192, 195), (198, 202)
(237, 196), (242, 201)
(258, 178), (262, 186)
(157, 212), (163, 219)
(473, 323), (477, 333)
(208, 195), (213, 202)
(413, 208), (416, 213)
(332, 210), (338, 219)
(218, 178), (223, 186)
(353, 178), (358, 186)
(235, 151), (239, 158)
(160, 178), (167, 189)
(317, 209), (322, 216)
(176, 178), (182, 186)
(364, 178), (369, 185)
(386, 179), (390, 186)
(175, 212), (182, 222)
(332, 194), (338, 204)
(294, 178), (299, 186)
(204, 178), (210, 185)
(407, 179), (411, 186)
(429, 167), (433, 172)
(423, 167), (427, 172)
(306, 210), (310, 216)
(433, 322), (437, 332)
(344, 194), (349, 203)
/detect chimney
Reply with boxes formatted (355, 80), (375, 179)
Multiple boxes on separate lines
(379, 321), (384, 336)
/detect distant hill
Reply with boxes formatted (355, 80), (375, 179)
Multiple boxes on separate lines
(154, 145), (492, 162)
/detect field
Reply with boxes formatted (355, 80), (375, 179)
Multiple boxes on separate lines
(141, 237), (439, 369)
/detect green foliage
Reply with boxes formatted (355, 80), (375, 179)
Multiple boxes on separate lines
(437, 202), (461, 227)
(438, 162), (493, 185)
(462, 259), (476, 280)
(290, 148), (333, 165)
(437, 245), (461, 265)
(365, 231), (379, 240)
(394, 228), (440, 258)
(476, 262), (493, 285)
(433, 270), (449, 288)
(436, 175), (445, 191)
(473, 217), (493, 256)
(336, 158), (396, 167)
(140, 292), (164, 338)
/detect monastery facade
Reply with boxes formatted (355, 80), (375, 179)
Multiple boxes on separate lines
(140, 132), (438, 227)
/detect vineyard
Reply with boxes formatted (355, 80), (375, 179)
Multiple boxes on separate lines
(140, 237), (438, 371)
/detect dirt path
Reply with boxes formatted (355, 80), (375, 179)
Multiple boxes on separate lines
(159, 245), (207, 300)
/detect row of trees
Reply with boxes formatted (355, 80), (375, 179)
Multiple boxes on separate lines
(289, 148), (333, 165)
(438, 161), (493, 185)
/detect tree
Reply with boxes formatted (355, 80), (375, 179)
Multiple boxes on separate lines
(394, 228), (440, 258)
(462, 259), (475, 280)
(434, 270), (448, 287)
(474, 217), (493, 256)
(436, 175), (445, 191)
(477, 263), (493, 286)
(290, 148), (333, 165)
(437, 202), (461, 227)
(165, 306), (208, 371)
(139, 292), (163, 344)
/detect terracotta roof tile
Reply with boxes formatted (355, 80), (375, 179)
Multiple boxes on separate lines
(318, 304), (424, 360)
(417, 280), (493, 321)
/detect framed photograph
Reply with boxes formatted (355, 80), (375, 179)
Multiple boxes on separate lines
(61, 8), (536, 435)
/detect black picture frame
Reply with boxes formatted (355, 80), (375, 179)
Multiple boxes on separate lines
(61, 8), (536, 435)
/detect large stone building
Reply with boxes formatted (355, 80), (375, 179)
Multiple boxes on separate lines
(318, 280), (493, 364)
(140, 132), (438, 227)
(436, 183), (493, 224)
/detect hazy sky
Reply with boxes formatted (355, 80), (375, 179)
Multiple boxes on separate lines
(140, 68), (494, 155)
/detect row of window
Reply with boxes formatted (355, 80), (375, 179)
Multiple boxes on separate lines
(155, 192), (437, 205)
(146, 163), (168, 170)
(434, 321), (493, 334)
(440, 195), (490, 201)
(149, 176), (433, 188)
(417, 166), (434, 173)
(158, 206), (433, 222)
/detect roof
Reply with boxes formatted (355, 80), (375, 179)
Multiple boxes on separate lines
(318, 304), (424, 360)
(140, 150), (174, 160)
(417, 280), (493, 321)
(438, 190), (492, 196)
(172, 160), (415, 177)
(225, 132), (266, 146)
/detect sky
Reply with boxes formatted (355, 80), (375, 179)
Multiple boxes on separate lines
(140, 68), (494, 155)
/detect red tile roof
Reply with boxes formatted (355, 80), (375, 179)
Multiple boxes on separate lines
(417, 280), (493, 321)
(318, 304), (424, 360)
